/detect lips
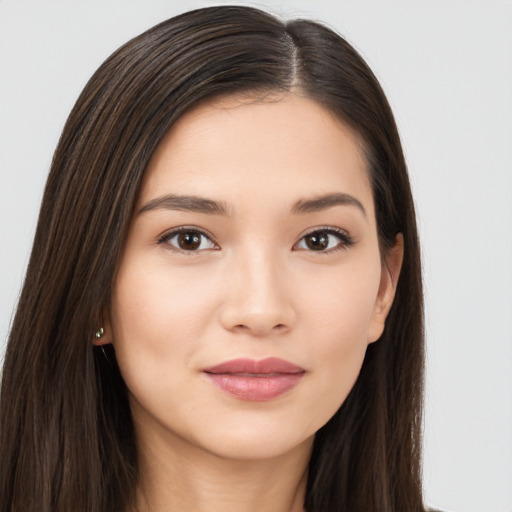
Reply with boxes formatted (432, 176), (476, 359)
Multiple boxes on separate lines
(203, 357), (305, 401)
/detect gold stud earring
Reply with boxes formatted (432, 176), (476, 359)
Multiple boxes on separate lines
(95, 327), (105, 339)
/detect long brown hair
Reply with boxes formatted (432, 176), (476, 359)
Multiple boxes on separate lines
(0, 6), (424, 512)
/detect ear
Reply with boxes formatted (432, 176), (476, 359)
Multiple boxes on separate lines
(367, 233), (404, 344)
(92, 309), (113, 346)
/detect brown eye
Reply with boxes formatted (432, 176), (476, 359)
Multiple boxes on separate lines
(295, 228), (354, 253)
(177, 232), (201, 250)
(159, 228), (217, 252)
(304, 233), (329, 251)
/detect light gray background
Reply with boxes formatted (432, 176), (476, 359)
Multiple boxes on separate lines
(1, 1), (511, 511)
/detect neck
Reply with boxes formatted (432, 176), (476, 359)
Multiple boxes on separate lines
(133, 426), (312, 512)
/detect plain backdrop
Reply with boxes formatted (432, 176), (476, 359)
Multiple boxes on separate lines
(1, 1), (511, 511)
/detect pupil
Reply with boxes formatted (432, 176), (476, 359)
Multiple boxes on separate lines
(178, 232), (201, 250)
(306, 233), (328, 250)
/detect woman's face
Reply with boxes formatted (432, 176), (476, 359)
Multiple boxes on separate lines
(105, 93), (401, 461)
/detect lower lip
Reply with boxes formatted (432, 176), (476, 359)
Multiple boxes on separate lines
(204, 373), (304, 401)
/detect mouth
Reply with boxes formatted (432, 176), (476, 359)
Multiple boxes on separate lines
(202, 357), (305, 401)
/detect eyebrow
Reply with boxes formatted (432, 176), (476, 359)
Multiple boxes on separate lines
(138, 192), (366, 218)
(138, 194), (229, 216)
(291, 192), (366, 217)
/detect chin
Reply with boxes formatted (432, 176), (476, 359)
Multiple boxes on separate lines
(197, 428), (315, 462)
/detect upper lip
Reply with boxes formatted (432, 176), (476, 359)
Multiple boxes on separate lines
(203, 357), (305, 375)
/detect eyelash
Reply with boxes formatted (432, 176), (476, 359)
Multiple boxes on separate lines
(294, 226), (355, 254)
(157, 226), (355, 254)
(157, 226), (219, 254)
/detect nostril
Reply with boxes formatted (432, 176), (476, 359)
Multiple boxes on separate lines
(230, 322), (289, 334)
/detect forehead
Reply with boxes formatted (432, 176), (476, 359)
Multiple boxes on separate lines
(139, 93), (374, 217)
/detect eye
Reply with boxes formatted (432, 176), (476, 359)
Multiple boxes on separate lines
(294, 227), (354, 253)
(158, 227), (219, 253)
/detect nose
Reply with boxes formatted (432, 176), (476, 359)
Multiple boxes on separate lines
(219, 251), (296, 337)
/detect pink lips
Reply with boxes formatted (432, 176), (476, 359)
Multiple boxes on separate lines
(203, 357), (305, 401)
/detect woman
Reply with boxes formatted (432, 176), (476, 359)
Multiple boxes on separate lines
(0, 5), (426, 512)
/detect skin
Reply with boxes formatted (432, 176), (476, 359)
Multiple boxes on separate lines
(98, 93), (403, 512)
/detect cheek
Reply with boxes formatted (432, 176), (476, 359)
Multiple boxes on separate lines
(109, 259), (220, 390)
(113, 258), (218, 336)
(305, 291), (373, 396)
(294, 255), (381, 413)
(297, 253), (381, 346)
